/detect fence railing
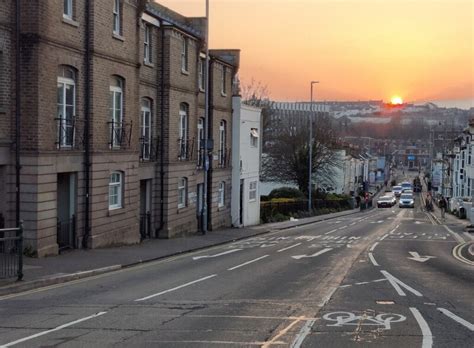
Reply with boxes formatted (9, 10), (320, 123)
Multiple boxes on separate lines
(0, 222), (23, 281)
(57, 215), (76, 252)
(178, 137), (195, 161)
(108, 121), (133, 149)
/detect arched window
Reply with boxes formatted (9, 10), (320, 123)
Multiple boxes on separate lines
(197, 117), (204, 166)
(110, 76), (124, 148)
(140, 98), (152, 160)
(219, 120), (226, 166)
(57, 65), (76, 148)
(179, 103), (188, 159)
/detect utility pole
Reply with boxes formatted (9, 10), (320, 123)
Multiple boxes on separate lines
(308, 81), (319, 212)
(202, 0), (210, 234)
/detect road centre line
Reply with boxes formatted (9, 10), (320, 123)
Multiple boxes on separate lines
(369, 242), (379, 252)
(368, 252), (379, 266)
(134, 274), (217, 301)
(443, 225), (465, 243)
(380, 234), (389, 241)
(0, 311), (107, 347)
(409, 307), (433, 348)
(338, 225), (348, 230)
(277, 243), (302, 252)
(437, 308), (474, 331)
(325, 229), (338, 235)
(227, 255), (269, 271)
(381, 270), (423, 297)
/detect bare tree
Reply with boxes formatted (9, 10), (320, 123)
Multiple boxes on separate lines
(241, 78), (270, 108)
(262, 113), (342, 194)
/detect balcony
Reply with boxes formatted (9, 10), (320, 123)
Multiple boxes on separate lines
(218, 148), (230, 168)
(108, 121), (133, 149)
(140, 137), (159, 162)
(55, 116), (83, 150)
(178, 137), (195, 161)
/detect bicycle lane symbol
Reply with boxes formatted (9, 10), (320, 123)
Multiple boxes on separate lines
(323, 311), (406, 330)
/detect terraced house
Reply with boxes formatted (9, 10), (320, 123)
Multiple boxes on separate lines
(1, 0), (239, 257)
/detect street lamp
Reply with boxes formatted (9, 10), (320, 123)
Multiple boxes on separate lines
(308, 81), (319, 212)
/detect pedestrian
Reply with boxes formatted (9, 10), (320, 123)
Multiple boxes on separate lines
(439, 196), (447, 220)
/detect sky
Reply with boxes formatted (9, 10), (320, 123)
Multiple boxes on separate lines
(156, 0), (473, 104)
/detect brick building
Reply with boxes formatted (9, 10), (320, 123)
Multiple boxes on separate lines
(1, 0), (239, 257)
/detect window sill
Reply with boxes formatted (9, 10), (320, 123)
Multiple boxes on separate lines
(181, 69), (190, 76)
(62, 16), (79, 27)
(221, 92), (227, 97)
(108, 207), (124, 216)
(177, 205), (187, 213)
(113, 32), (125, 41)
(218, 205), (226, 211)
(199, 88), (205, 93)
(143, 61), (154, 68)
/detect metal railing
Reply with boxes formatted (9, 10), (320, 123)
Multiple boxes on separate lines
(108, 121), (133, 149)
(140, 137), (159, 161)
(178, 137), (195, 161)
(218, 148), (230, 168)
(57, 215), (76, 252)
(140, 212), (151, 240)
(55, 116), (84, 149)
(0, 222), (23, 281)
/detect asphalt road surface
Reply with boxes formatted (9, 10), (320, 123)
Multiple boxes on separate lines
(0, 194), (473, 347)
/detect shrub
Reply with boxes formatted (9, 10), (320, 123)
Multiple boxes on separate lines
(269, 187), (305, 200)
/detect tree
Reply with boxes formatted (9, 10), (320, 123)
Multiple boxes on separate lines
(262, 112), (342, 194)
(241, 78), (270, 108)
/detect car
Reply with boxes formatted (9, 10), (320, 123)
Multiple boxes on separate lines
(399, 193), (415, 208)
(402, 189), (413, 194)
(392, 185), (403, 197)
(401, 182), (413, 191)
(377, 195), (395, 208)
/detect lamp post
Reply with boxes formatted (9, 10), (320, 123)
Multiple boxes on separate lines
(202, 0), (210, 234)
(308, 81), (319, 212)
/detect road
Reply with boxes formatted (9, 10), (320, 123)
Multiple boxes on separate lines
(0, 194), (473, 347)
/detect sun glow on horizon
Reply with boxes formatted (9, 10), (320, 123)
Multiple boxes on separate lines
(390, 96), (404, 105)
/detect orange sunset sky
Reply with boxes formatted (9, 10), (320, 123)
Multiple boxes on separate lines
(157, 0), (473, 104)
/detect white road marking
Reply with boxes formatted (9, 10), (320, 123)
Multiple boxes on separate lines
(463, 232), (474, 241)
(135, 274), (217, 301)
(277, 243), (302, 253)
(437, 308), (474, 331)
(292, 248), (332, 260)
(325, 229), (338, 235)
(0, 311), (107, 347)
(338, 225), (348, 230)
(369, 242), (379, 252)
(369, 252), (380, 266)
(381, 270), (423, 297)
(227, 255), (269, 271)
(443, 225), (465, 243)
(192, 249), (242, 260)
(355, 281), (369, 285)
(349, 222), (357, 226)
(407, 251), (436, 263)
(380, 234), (389, 241)
(410, 307), (433, 348)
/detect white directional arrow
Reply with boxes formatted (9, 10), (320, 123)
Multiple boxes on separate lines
(193, 249), (242, 260)
(292, 248), (332, 260)
(407, 251), (436, 263)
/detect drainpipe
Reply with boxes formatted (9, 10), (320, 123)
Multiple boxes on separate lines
(15, 0), (21, 226)
(82, 0), (91, 248)
(206, 58), (214, 230)
(157, 23), (165, 236)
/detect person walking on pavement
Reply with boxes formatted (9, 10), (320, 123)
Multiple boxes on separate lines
(439, 196), (447, 220)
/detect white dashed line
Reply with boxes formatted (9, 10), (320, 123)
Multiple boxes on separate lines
(228, 255), (269, 271)
(135, 274), (217, 301)
(0, 312), (107, 347)
(277, 243), (302, 253)
(369, 252), (380, 266)
(410, 307), (433, 348)
(381, 270), (422, 297)
(380, 234), (389, 241)
(325, 229), (338, 235)
(369, 242), (379, 252)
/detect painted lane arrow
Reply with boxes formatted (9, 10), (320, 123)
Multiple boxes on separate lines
(407, 251), (436, 263)
(193, 249), (242, 260)
(292, 248), (333, 260)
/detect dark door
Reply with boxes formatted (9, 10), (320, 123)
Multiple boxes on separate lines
(239, 179), (244, 225)
(57, 173), (76, 251)
(197, 183), (204, 232)
(140, 180), (151, 239)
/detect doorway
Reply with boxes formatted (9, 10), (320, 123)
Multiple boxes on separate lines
(197, 183), (204, 232)
(57, 173), (76, 251)
(140, 180), (151, 239)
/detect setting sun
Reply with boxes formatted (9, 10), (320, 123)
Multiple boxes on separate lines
(390, 96), (404, 105)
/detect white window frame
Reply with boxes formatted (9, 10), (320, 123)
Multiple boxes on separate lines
(140, 99), (151, 160)
(179, 104), (188, 159)
(113, 0), (121, 35)
(198, 58), (205, 91)
(218, 181), (225, 207)
(178, 177), (187, 208)
(109, 171), (123, 210)
(221, 66), (227, 96)
(144, 25), (151, 64)
(249, 181), (257, 202)
(63, 0), (73, 20)
(110, 80), (123, 148)
(57, 71), (76, 148)
(181, 37), (188, 73)
(219, 120), (226, 165)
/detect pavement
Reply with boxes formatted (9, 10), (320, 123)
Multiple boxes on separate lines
(0, 207), (362, 296)
(0, 192), (472, 347)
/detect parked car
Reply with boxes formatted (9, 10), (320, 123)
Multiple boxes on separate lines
(392, 186), (403, 197)
(399, 193), (415, 208)
(377, 195), (395, 208)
